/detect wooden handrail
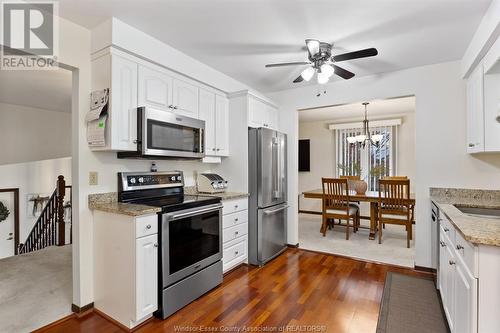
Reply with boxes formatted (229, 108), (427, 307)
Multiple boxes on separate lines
(18, 175), (70, 254)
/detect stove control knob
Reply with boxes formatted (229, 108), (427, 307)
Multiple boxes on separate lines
(138, 177), (144, 183)
(176, 175), (182, 181)
(130, 178), (136, 184)
(170, 176), (176, 181)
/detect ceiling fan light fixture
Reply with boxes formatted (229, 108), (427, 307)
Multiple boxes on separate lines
(301, 67), (315, 81)
(317, 72), (329, 84)
(320, 64), (334, 78)
(305, 39), (320, 57)
(372, 134), (384, 142)
(347, 136), (357, 144)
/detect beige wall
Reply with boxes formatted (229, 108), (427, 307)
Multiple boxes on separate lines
(0, 103), (71, 165)
(299, 112), (416, 212)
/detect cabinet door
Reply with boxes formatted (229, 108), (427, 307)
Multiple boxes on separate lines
(266, 104), (279, 130)
(466, 64), (484, 153)
(454, 260), (478, 333)
(138, 65), (173, 111)
(136, 234), (158, 321)
(199, 89), (216, 155)
(443, 243), (455, 331)
(215, 95), (229, 156)
(173, 79), (199, 118)
(438, 231), (447, 292)
(248, 97), (266, 128)
(111, 55), (138, 151)
(483, 68), (500, 151)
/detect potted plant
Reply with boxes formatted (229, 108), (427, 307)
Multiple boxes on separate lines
(337, 163), (386, 194)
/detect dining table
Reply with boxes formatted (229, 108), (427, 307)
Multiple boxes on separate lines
(301, 189), (416, 240)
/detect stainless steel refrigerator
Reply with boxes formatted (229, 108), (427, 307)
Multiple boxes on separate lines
(248, 127), (287, 266)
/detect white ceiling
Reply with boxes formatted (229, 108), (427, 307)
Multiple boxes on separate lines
(57, 0), (491, 92)
(299, 96), (415, 122)
(0, 69), (72, 112)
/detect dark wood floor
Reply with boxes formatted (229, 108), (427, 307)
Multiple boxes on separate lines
(38, 249), (432, 333)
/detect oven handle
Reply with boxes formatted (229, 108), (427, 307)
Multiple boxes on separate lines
(165, 203), (223, 221)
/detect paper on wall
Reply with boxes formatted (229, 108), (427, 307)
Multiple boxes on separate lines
(87, 115), (107, 147)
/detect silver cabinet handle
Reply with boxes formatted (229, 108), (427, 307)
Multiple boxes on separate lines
(468, 143), (475, 147)
(235, 231), (239, 235)
(235, 250), (239, 255)
(173, 106), (178, 110)
(444, 227), (449, 232)
(168, 105), (174, 109)
(133, 139), (138, 144)
(154, 243), (158, 248)
(456, 244), (464, 250)
(234, 205), (238, 209)
(440, 241), (446, 247)
(212, 148), (216, 151)
(449, 260), (456, 265)
(6, 237), (13, 240)
(146, 224), (152, 229)
(496, 115), (500, 123)
(216, 148), (220, 151)
(234, 218), (239, 222)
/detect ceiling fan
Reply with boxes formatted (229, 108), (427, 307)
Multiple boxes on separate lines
(265, 39), (378, 84)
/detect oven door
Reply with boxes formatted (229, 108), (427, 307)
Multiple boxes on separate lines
(161, 203), (222, 287)
(141, 107), (205, 158)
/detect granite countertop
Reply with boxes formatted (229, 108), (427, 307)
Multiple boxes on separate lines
(88, 192), (161, 217)
(430, 188), (500, 247)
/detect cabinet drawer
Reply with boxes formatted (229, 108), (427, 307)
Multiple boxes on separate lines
(223, 236), (247, 269)
(455, 231), (478, 277)
(223, 210), (248, 229)
(223, 223), (248, 244)
(440, 215), (455, 245)
(222, 198), (248, 215)
(136, 215), (158, 238)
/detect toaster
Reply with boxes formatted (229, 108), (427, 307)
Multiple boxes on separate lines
(197, 173), (228, 193)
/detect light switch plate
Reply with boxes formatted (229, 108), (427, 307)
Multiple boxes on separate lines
(89, 172), (98, 185)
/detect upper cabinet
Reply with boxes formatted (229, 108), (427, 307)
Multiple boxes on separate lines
(466, 64), (484, 153)
(91, 47), (228, 156)
(465, 36), (500, 154)
(92, 51), (138, 151)
(138, 65), (173, 111)
(199, 88), (229, 157)
(248, 95), (279, 130)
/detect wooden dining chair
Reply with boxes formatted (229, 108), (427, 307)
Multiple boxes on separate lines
(377, 179), (413, 248)
(339, 175), (361, 180)
(380, 176), (414, 228)
(321, 178), (360, 240)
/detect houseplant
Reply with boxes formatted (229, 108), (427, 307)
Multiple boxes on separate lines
(337, 162), (386, 194)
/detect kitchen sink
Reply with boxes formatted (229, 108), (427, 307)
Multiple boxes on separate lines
(454, 205), (500, 219)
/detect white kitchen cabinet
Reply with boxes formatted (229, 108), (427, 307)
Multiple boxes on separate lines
(248, 95), (278, 130)
(199, 89), (217, 154)
(94, 212), (159, 329)
(136, 234), (158, 321)
(199, 89), (229, 157)
(466, 63), (484, 153)
(443, 238), (456, 331)
(222, 198), (248, 272)
(483, 36), (500, 152)
(173, 79), (199, 118)
(138, 64), (173, 111)
(454, 259), (477, 333)
(215, 95), (230, 156)
(91, 51), (138, 151)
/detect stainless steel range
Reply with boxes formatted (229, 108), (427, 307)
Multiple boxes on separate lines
(118, 171), (223, 319)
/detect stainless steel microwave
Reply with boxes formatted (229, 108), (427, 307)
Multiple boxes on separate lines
(118, 107), (205, 159)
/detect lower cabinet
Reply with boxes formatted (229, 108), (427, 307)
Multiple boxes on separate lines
(438, 215), (478, 333)
(221, 198), (249, 272)
(94, 211), (158, 329)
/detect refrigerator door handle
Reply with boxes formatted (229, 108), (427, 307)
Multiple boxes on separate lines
(272, 136), (280, 199)
(263, 205), (289, 215)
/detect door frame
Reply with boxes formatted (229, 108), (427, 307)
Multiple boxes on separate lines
(0, 188), (20, 255)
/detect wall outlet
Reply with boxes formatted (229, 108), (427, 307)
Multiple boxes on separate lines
(89, 172), (98, 185)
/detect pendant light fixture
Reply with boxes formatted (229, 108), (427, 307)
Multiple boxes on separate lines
(347, 102), (383, 147)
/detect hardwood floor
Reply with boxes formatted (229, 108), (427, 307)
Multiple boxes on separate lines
(38, 249), (432, 333)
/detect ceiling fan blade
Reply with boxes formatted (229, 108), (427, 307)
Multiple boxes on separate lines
(305, 39), (320, 58)
(293, 75), (304, 83)
(332, 48), (378, 62)
(265, 61), (310, 68)
(333, 65), (355, 80)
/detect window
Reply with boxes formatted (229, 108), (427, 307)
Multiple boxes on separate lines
(332, 121), (399, 191)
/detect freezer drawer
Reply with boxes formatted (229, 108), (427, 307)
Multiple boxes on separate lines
(254, 203), (287, 265)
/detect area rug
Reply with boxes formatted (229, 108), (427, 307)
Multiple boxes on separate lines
(377, 272), (448, 333)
